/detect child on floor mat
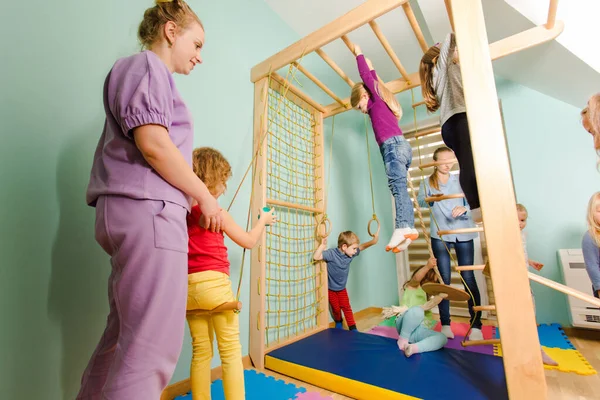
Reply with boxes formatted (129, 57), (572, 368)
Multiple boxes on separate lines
(186, 147), (277, 400)
(383, 257), (448, 357)
(349, 44), (418, 252)
(314, 230), (379, 331)
(419, 33), (482, 224)
(517, 203), (558, 366)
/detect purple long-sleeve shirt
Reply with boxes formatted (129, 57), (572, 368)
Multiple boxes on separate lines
(86, 50), (193, 211)
(356, 55), (402, 146)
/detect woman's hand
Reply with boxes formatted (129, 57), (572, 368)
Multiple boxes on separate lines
(452, 206), (467, 218)
(198, 193), (223, 232)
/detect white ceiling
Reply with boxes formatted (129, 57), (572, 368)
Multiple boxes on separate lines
(263, 0), (600, 108)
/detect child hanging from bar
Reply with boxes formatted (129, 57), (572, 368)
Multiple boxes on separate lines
(314, 230), (379, 330)
(186, 147), (277, 399)
(516, 203), (558, 366)
(419, 33), (482, 224)
(350, 44), (418, 252)
(383, 257), (448, 357)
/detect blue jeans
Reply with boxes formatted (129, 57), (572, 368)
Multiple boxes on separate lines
(379, 136), (414, 229)
(395, 307), (447, 353)
(431, 238), (482, 329)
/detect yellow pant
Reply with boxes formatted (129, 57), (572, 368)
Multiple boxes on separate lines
(186, 271), (244, 400)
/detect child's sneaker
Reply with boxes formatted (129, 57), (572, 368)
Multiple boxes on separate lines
(441, 325), (455, 339)
(469, 328), (483, 341)
(386, 228), (419, 252)
(335, 321), (343, 329)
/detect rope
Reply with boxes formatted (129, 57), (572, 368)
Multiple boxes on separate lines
(409, 88), (480, 341)
(364, 115), (380, 237)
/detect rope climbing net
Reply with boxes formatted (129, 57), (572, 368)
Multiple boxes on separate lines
(263, 80), (324, 346)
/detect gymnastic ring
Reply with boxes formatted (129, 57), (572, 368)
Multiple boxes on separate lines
(367, 214), (380, 237)
(316, 216), (332, 239)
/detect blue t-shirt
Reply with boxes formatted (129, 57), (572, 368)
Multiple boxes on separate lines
(322, 247), (361, 291)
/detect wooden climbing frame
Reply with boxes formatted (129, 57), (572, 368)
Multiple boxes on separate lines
(249, 1), (575, 398)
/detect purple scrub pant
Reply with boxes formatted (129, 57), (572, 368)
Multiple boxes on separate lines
(77, 195), (188, 400)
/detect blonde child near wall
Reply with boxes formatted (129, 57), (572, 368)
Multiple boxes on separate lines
(186, 147), (277, 400)
(516, 203), (558, 366)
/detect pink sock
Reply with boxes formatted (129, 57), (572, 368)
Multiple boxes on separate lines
(397, 337), (409, 351)
(405, 344), (419, 358)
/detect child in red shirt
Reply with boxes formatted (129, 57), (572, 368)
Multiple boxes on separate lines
(186, 147), (276, 400)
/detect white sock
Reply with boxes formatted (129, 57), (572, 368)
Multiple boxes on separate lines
(469, 328), (483, 341)
(386, 228), (418, 250)
(471, 208), (482, 224)
(441, 325), (454, 339)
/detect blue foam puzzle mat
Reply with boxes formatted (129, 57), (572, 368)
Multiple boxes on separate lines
(495, 323), (575, 350)
(175, 369), (306, 400)
(268, 328), (508, 400)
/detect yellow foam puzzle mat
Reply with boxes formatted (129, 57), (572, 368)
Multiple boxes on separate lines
(494, 345), (596, 376)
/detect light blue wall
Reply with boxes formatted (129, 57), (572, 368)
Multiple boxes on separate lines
(497, 77), (596, 326)
(0, 0), (314, 398)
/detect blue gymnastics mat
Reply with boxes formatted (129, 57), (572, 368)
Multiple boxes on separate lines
(267, 328), (508, 400)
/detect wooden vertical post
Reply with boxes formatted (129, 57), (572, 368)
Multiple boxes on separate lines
(546, 0), (559, 29)
(249, 77), (269, 370)
(449, 0), (547, 398)
(313, 110), (328, 329)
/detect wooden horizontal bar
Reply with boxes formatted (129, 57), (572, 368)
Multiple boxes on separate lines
(340, 35), (387, 87)
(292, 62), (349, 109)
(323, 23), (563, 118)
(528, 272), (600, 308)
(462, 339), (501, 347)
(412, 126), (441, 139)
(251, 0), (408, 82)
(489, 22), (564, 62)
(473, 305), (496, 312)
(270, 72), (326, 113)
(418, 159), (458, 169)
(412, 100), (426, 108)
(187, 301), (241, 315)
(402, 2), (428, 52)
(424, 193), (465, 203)
(437, 227), (484, 236)
(455, 265), (486, 271)
(369, 20), (411, 81)
(267, 198), (324, 214)
(315, 49), (354, 87)
(324, 72), (420, 118)
(546, 0), (559, 29)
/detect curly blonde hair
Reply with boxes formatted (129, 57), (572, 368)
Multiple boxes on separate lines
(192, 147), (232, 195)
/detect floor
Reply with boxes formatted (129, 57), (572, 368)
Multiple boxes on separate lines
(261, 308), (600, 400)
